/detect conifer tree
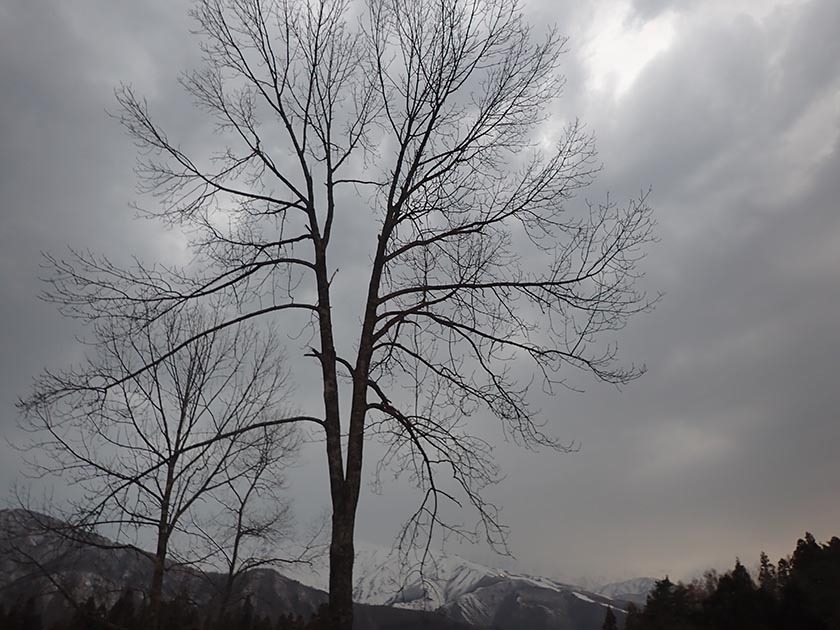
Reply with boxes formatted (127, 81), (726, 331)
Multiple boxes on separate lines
(642, 576), (676, 626)
(703, 559), (763, 630)
(776, 557), (791, 589)
(758, 551), (777, 596)
(602, 606), (618, 630)
(624, 603), (642, 630)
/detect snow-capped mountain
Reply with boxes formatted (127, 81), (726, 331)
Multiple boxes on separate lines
(597, 577), (657, 605)
(284, 540), (628, 629)
(285, 541), (502, 608)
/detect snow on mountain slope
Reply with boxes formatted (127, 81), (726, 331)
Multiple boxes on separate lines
(283, 540), (498, 608)
(597, 576), (657, 604)
(282, 539), (626, 629)
(442, 577), (623, 629)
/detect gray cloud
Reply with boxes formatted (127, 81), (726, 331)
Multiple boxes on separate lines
(483, 0), (840, 580)
(2, 0), (839, 584)
(629, 0), (682, 21)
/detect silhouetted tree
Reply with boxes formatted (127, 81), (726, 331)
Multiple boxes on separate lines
(624, 602), (642, 630)
(29, 0), (656, 627)
(19, 307), (296, 630)
(641, 576), (676, 625)
(777, 580), (826, 630)
(626, 534), (840, 630)
(602, 606), (618, 630)
(703, 559), (765, 630)
(757, 551), (777, 597)
(783, 533), (840, 628)
(628, 576), (705, 630)
(775, 557), (791, 591)
(191, 423), (315, 626)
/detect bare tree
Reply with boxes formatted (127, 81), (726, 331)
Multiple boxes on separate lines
(18, 306), (298, 629)
(190, 423), (321, 625)
(28, 0), (657, 627)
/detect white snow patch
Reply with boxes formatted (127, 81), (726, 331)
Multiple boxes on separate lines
(573, 592), (597, 604)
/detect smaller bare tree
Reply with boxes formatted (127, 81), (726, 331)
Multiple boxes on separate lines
(17, 305), (299, 629)
(190, 423), (319, 624)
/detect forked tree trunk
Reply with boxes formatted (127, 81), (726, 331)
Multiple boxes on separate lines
(324, 221), (386, 630)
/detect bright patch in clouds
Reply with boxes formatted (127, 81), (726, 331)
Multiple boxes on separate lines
(581, 1), (676, 97)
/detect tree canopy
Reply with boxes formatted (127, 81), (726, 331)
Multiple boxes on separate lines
(21, 0), (657, 627)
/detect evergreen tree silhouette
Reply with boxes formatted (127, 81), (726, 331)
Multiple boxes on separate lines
(758, 551), (777, 596)
(624, 603), (642, 630)
(703, 559), (770, 630)
(783, 533), (840, 628)
(640, 576), (691, 628)
(602, 606), (618, 630)
(776, 557), (791, 590)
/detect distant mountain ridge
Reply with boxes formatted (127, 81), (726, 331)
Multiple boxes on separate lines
(284, 538), (645, 629)
(0, 509), (327, 626)
(596, 577), (658, 605)
(0, 509), (652, 629)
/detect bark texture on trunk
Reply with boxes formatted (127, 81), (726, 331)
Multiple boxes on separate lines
(328, 501), (356, 630)
(320, 215), (389, 630)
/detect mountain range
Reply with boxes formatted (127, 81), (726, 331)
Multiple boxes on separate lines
(0, 509), (654, 629)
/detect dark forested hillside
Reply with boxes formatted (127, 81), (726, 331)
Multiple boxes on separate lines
(624, 533), (840, 630)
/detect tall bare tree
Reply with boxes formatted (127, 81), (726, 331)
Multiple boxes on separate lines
(28, 0), (657, 627)
(18, 307), (297, 628)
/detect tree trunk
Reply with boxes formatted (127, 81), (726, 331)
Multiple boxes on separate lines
(328, 495), (356, 630)
(150, 465), (175, 630)
(324, 223), (387, 629)
(217, 531), (242, 626)
(311, 226), (359, 629)
(149, 529), (168, 630)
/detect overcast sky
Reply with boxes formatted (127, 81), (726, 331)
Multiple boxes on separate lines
(2, 0), (839, 584)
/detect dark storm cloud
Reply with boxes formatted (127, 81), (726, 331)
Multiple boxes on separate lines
(629, 0), (676, 20)
(2, 0), (839, 583)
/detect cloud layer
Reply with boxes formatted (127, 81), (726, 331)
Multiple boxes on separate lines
(2, 0), (839, 582)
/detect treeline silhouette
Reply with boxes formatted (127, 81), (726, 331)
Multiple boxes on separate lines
(0, 591), (334, 630)
(619, 532), (840, 630)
